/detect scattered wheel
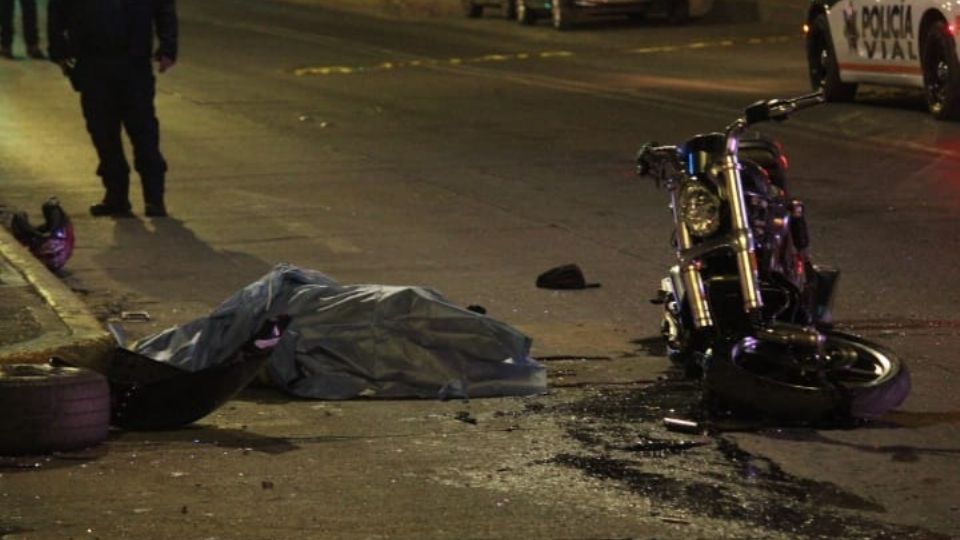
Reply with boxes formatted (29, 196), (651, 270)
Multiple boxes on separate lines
(806, 14), (857, 102)
(516, 0), (535, 25)
(0, 363), (110, 455)
(500, 0), (516, 19)
(665, 0), (689, 25)
(922, 21), (960, 120)
(552, 0), (574, 30)
(461, 0), (483, 18)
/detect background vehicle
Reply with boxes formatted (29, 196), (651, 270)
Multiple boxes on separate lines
(523, 0), (714, 29)
(462, 0), (516, 19)
(806, 0), (960, 120)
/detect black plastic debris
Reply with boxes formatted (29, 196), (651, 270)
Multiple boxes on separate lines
(622, 437), (708, 455)
(9, 197), (75, 272)
(663, 417), (702, 434)
(454, 411), (478, 425)
(105, 318), (288, 430)
(536, 264), (600, 290)
(466, 304), (487, 315)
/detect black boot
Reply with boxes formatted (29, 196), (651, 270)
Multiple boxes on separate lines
(90, 201), (134, 218)
(142, 173), (167, 218)
(145, 202), (167, 218)
(92, 175), (133, 217)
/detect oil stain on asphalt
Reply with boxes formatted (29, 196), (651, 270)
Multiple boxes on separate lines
(537, 376), (949, 539)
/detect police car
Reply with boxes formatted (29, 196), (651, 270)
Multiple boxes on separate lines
(806, 0), (960, 120)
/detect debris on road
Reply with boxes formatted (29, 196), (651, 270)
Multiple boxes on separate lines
(536, 263), (600, 290)
(6, 197), (75, 273)
(454, 411), (478, 425)
(120, 310), (151, 322)
(663, 417), (702, 434)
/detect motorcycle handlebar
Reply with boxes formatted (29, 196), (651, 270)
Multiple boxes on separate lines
(791, 90), (826, 111)
(743, 90), (825, 127)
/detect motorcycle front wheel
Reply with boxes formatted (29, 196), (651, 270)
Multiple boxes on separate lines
(704, 331), (910, 422)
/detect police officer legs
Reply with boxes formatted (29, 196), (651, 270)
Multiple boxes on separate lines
(83, 58), (167, 218)
(0, 0), (45, 59)
(47, 0), (177, 218)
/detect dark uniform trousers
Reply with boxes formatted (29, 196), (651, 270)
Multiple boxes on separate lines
(77, 57), (166, 208)
(0, 0), (39, 49)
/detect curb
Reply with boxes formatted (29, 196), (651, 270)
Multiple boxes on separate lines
(0, 226), (114, 372)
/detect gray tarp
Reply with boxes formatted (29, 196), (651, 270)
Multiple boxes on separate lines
(134, 264), (546, 399)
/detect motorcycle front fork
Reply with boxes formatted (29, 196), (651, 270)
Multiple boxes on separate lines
(669, 154), (763, 333)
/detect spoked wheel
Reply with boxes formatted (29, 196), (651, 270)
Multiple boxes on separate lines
(516, 0), (535, 25)
(552, 0), (573, 30)
(500, 0), (516, 19)
(665, 0), (689, 25)
(806, 15), (857, 102)
(461, 0), (482, 18)
(705, 331), (910, 422)
(922, 21), (960, 120)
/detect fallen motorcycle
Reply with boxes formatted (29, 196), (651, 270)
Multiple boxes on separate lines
(637, 91), (910, 422)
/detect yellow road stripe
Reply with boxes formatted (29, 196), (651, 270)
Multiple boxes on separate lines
(293, 35), (797, 77)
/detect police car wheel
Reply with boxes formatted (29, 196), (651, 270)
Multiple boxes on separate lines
(807, 15), (857, 102)
(666, 0), (689, 25)
(922, 21), (960, 121)
(516, 1), (535, 24)
(500, 0), (516, 19)
(462, 0), (482, 17)
(552, 1), (573, 30)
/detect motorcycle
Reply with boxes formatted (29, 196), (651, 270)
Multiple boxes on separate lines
(637, 91), (910, 422)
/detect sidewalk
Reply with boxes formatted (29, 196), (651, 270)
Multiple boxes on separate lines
(0, 225), (113, 370)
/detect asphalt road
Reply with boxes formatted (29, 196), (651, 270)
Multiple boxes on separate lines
(1, 1), (959, 538)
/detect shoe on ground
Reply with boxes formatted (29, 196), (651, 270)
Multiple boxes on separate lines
(89, 202), (134, 218)
(27, 47), (45, 59)
(0, 48), (13, 59)
(145, 203), (168, 218)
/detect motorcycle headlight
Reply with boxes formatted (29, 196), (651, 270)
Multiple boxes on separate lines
(678, 181), (721, 237)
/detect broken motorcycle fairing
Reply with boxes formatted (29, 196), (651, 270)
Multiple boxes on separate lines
(133, 264), (545, 400)
(105, 318), (287, 430)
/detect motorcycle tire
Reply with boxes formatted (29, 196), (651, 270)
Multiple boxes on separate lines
(704, 330), (910, 422)
(516, 0), (535, 25)
(461, 0), (482, 18)
(500, 0), (516, 19)
(0, 363), (110, 455)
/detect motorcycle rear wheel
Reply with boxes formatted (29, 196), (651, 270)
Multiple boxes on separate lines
(704, 330), (910, 422)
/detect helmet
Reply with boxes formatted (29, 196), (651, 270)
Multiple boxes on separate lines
(10, 197), (76, 272)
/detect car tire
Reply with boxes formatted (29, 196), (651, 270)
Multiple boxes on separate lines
(807, 15), (857, 102)
(0, 363), (110, 455)
(552, 0), (573, 30)
(922, 21), (960, 120)
(462, 0), (483, 18)
(516, 1), (535, 24)
(666, 0), (689, 25)
(500, 0), (516, 19)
